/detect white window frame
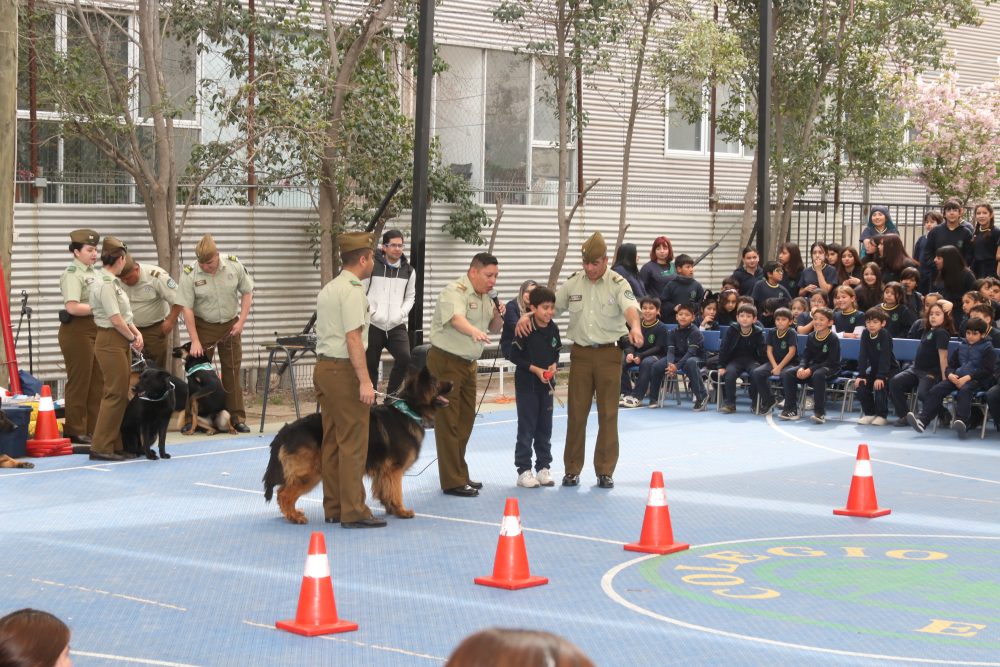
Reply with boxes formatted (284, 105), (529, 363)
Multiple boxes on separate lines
(664, 83), (753, 160)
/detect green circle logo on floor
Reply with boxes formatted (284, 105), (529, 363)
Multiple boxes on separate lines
(607, 534), (1000, 664)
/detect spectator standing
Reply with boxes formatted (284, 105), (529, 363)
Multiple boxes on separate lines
(363, 230), (417, 398)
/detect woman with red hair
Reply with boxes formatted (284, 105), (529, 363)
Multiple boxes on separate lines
(639, 236), (676, 297)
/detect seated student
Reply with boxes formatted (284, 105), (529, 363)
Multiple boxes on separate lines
(732, 247), (764, 296)
(956, 290), (990, 335)
(758, 296), (789, 329)
(900, 266), (924, 315)
(698, 299), (720, 330)
(790, 297), (808, 324)
(799, 241), (839, 297)
(750, 261), (792, 315)
(832, 285), (863, 338)
(716, 289), (739, 327)
(855, 262), (884, 311)
(620, 296), (669, 407)
(880, 281), (917, 338)
(826, 242), (843, 269)
(737, 295), (756, 309)
(649, 303), (709, 411)
(721, 275), (741, 293)
(907, 317), (995, 439)
(660, 254), (704, 324)
(718, 304), (766, 413)
(779, 306), (841, 424)
(750, 306), (798, 414)
(968, 304), (1000, 347)
(977, 276), (1000, 320)
(906, 293), (947, 339)
(855, 308), (899, 426)
(891, 301), (955, 425)
(796, 292), (829, 335)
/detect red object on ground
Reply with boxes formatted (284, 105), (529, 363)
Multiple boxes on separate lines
(26, 386), (71, 457)
(834, 444), (891, 518)
(475, 498), (549, 590)
(276, 532), (358, 636)
(624, 471), (690, 555)
(0, 259), (21, 395)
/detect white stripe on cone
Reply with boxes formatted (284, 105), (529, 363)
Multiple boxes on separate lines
(647, 487), (667, 507)
(853, 459), (873, 477)
(303, 553), (331, 579)
(500, 515), (522, 537)
(38, 395), (54, 411)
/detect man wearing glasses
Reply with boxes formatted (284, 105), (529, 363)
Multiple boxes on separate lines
(363, 229), (416, 398)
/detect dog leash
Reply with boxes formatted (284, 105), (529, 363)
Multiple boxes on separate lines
(139, 383), (176, 403)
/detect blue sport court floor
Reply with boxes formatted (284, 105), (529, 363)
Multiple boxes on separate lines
(2, 396), (999, 666)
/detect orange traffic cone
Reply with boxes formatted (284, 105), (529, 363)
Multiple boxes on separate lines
(475, 498), (548, 590)
(834, 444), (891, 518)
(26, 386), (71, 457)
(624, 471), (690, 555)
(276, 532), (358, 636)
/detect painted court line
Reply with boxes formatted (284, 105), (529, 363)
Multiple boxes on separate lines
(765, 413), (1000, 485)
(71, 650), (202, 666)
(242, 620), (446, 662)
(32, 577), (187, 611)
(194, 482), (626, 545)
(0, 445), (269, 478)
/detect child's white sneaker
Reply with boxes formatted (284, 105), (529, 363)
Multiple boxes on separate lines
(857, 414), (875, 425)
(871, 416), (888, 426)
(517, 470), (540, 488)
(535, 468), (555, 486)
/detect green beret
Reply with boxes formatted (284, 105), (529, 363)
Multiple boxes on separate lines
(70, 229), (99, 246)
(101, 236), (126, 255)
(338, 232), (375, 256)
(581, 232), (607, 263)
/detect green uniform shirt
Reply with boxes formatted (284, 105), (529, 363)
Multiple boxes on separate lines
(121, 264), (178, 327)
(59, 258), (99, 306)
(90, 272), (134, 328)
(315, 269), (370, 359)
(555, 268), (638, 346)
(177, 255), (254, 323)
(430, 274), (496, 361)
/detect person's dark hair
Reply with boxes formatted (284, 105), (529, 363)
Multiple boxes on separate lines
(737, 295), (755, 307)
(935, 245), (969, 292)
(924, 301), (956, 334)
(675, 254), (694, 268)
(974, 202), (995, 229)
(742, 247), (759, 258)
(965, 317), (988, 334)
(445, 628), (595, 667)
(470, 252), (499, 269)
(68, 242), (84, 253)
(719, 289), (739, 312)
(639, 295), (661, 310)
(943, 198), (963, 212)
(650, 236), (674, 264)
(0, 608), (70, 667)
(838, 246), (862, 283)
(381, 229), (404, 245)
(762, 260), (782, 276)
(721, 276), (739, 291)
(613, 243), (639, 275)
(826, 242), (843, 258)
(878, 235), (914, 275)
(778, 242), (804, 281)
(764, 297), (790, 314)
(675, 302), (696, 316)
(923, 210), (944, 226)
(528, 286), (556, 308)
(900, 266), (920, 284)
(983, 276), (1000, 290)
(809, 241), (828, 256)
(101, 248), (126, 267)
(864, 307), (888, 323)
(342, 247), (373, 266)
(963, 290), (989, 306)
(773, 307), (793, 322)
(970, 304), (993, 321)
(883, 281), (906, 307)
(736, 304), (757, 317)
(812, 306), (835, 323)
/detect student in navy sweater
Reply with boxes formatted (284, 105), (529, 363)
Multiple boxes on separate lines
(855, 308), (899, 426)
(718, 304), (766, 413)
(649, 303), (708, 410)
(907, 317), (995, 439)
(731, 247), (764, 296)
(922, 198), (973, 271)
(968, 304), (1000, 347)
(890, 301), (954, 424)
(879, 282), (917, 338)
(751, 261), (791, 315)
(620, 296), (670, 408)
(750, 307), (798, 414)
(660, 254), (704, 324)
(832, 285), (864, 337)
(779, 307), (841, 423)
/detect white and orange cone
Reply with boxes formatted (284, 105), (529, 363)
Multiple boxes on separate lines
(625, 471), (689, 554)
(475, 498), (548, 590)
(276, 532), (358, 636)
(26, 386), (71, 457)
(833, 444), (891, 518)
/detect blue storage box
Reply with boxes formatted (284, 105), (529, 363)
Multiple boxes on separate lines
(0, 405), (33, 458)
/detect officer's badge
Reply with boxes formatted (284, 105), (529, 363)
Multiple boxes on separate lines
(624, 290), (634, 300)
(166, 278), (177, 289)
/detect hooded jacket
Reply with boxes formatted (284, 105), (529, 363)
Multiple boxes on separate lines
(859, 205), (899, 259)
(363, 249), (416, 331)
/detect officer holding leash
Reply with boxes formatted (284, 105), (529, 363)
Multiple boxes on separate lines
(119, 255), (182, 369)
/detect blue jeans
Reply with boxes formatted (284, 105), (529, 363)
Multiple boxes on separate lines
(627, 356), (663, 401)
(514, 375), (554, 474)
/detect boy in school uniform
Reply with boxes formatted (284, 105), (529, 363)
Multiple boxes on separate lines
(907, 317), (995, 439)
(509, 287), (561, 488)
(718, 304), (766, 413)
(750, 261), (791, 316)
(620, 296), (670, 408)
(779, 306), (842, 424)
(968, 304), (1000, 347)
(855, 308), (899, 426)
(660, 254), (704, 324)
(750, 307), (798, 414)
(649, 303), (709, 410)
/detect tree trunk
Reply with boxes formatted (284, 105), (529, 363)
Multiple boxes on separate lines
(547, 0), (571, 289)
(738, 151), (759, 251)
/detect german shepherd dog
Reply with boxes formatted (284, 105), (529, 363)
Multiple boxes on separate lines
(0, 410), (33, 469)
(262, 365), (452, 524)
(122, 368), (186, 460)
(172, 343), (236, 435)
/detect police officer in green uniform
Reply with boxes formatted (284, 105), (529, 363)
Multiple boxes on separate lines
(176, 234), (255, 433)
(427, 253), (504, 497)
(314, 232), (385, 528)
(89, 237), (144, 462)
(59, 228), (105, 445)
(517, 232), (641, 489)
(119, 255), (183, 369)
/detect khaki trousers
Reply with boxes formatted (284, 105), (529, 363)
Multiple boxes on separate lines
(91, 328), (131, 455)
(426, 346), (478, 490)
(58, 316), (103, 438)
(314, 360), (372, 523)
(564, 344), (622, 477)
(194, 317), (245, 422)
(138, 321), (168, 370)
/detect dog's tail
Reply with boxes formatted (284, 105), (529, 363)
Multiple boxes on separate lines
(262, 432), (285, 503)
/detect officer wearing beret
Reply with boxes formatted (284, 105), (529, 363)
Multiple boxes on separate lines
(517, 232), (641, 489)
(58, 228), (104, 445)
(119, 255), (182, 369)
(314, 232), (384, 528)
(176, 234), (255, 433)
(89, 237), (144, 461)
(427, 252), (504, 497)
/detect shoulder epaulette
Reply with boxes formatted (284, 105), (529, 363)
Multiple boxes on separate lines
(228, 254), (239, 262)
(569, 271), (579, 279)
(65, 266), (76, 273)
(611, 275), (623, 283)
(184, 265), (194, 274)
(454, 282), (467, 291)
(150, 269), (160, 278)
(350, 280), (362, 287)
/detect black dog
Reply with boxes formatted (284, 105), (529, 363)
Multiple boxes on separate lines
(262, 365), (452, 524)
(122, 368), (184, 460)
(172, 343), (235, 435)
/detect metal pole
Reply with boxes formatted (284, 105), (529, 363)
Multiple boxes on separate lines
(755, 0), (772, 258)
(408, 0), (434, 347)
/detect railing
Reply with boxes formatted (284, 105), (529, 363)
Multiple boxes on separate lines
(788, 200), (934, 256)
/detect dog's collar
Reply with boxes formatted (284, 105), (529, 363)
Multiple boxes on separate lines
(391, 399), (422, 423)
(186, 362), (214, 376)
(139, 382), (176, 402)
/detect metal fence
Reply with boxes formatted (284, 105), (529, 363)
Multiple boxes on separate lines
(788, 200), (933, 257)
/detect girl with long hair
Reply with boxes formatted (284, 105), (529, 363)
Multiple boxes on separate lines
(639, 236), (675, 297)
(933, 245), (977, 305)
(880, 281), (917, 337)
(970, 202), (1000, 278)
(838, 247), (863, 287)
(854, 262), (884, 311)
(0, 608), (72, 667)
(888, 301), (954, 426)
(799, 241), (838, 296)
(777, 242), (804, 297)
(878, 234), (918, 284)
(717, 289), (739, 326)
(612, 243), (645, 298)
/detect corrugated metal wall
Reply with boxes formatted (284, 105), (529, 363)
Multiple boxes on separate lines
(11, 203), (743, 382)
